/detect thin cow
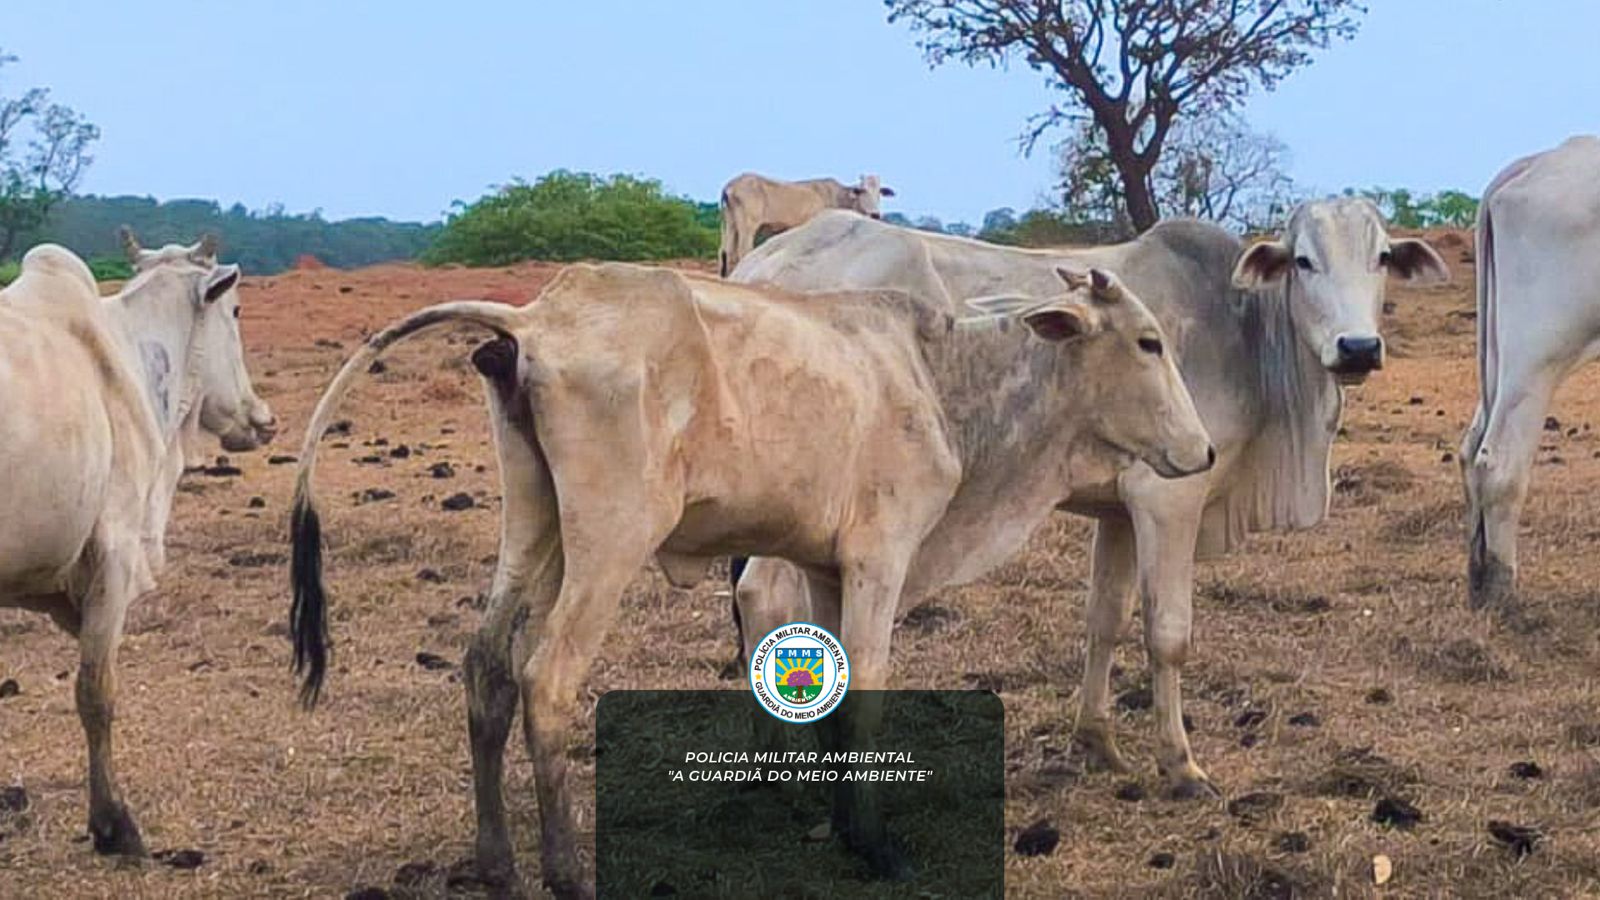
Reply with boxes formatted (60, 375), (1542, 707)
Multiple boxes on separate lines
(288, 261), (1211, 898)
(1462, 135), (1600, 609)
(730, 203), (1448, 798)
(0, 233), (275, 856)
(719, 172), (894, 276)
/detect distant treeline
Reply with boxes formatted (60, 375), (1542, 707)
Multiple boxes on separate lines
(24, 195), (439, 274)
(1, 180), (1483, 285)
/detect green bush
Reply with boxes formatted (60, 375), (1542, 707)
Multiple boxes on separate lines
(980, 208), (1127, 247)
(423, 170), (718, 266)
(1354, 187), (1479, 229)
(86, 256), (132, 281)
(0, 256), (132, 287)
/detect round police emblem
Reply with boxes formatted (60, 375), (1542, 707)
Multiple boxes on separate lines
(748, 621), (850, 723)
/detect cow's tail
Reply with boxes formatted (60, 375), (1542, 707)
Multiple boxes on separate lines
(1466, 176), (1505, 603)
(291, 300), (521, 708)
(1474, 195), (1498, 430)
(719, 188), (736, 277)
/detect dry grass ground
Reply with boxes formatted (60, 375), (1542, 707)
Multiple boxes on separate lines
(2, 239), (1597, 898)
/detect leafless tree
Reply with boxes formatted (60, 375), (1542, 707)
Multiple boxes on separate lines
(886, 0), (1365, 231)
(1061, 113), (1295, 233)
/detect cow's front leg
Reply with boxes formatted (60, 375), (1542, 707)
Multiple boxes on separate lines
(75, 554), (146, 856)
(1129, 484), (1215, 800)
(1074, 515), (1137, 772)
(827, 556), (913, 881)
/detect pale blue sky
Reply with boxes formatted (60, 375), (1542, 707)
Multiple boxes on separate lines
(4, 1), (1595, 226)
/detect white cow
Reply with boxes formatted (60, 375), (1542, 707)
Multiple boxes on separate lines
(719, 172), (894, 276)
(0, 234), (274, 856)
(730, 203), (1448, 798)
(1462, 135), (1600, 609)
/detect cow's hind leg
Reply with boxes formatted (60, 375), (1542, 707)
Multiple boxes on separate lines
(1465, 364), (1561, 612)
(1128, 484), (1215, 800)
(521, 515), (673, 899)
(465, 366), (564, 894)
(1074, 515), (1137, 773)
(464, 541), (560, 892)
(75, 552), (146, 856)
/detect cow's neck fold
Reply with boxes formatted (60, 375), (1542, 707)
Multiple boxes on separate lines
(902, 318), (1090, 594)
(922, 316), (1084, 468)
(1247, 278), (1342, 531)
(105, 276), (201, 446)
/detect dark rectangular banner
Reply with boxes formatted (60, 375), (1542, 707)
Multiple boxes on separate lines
(595, 690), (1004, 898)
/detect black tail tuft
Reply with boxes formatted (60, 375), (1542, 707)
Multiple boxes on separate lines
(290, 497), (330, 709)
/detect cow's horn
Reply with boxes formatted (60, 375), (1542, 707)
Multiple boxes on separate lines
(192, 233), (220, 262)
(119, 226), (142, 264)
(1088, 268), (1124, 302)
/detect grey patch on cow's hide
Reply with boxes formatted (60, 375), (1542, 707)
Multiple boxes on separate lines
(139, 341), (173, 424)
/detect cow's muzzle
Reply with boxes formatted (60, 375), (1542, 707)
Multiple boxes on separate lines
(221, 407), (277, 452)
(1148, 444), (1216, 480)
(1330, 335), (1384, 384)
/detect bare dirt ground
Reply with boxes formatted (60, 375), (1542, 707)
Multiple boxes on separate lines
(2, 240), (1598, 898)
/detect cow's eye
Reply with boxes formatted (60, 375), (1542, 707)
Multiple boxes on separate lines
(1295, 255), (1315, 272)
(1378, 250), (1393, 267)
(1137, 336), (1163, 356)
(232, 306), (241, 319)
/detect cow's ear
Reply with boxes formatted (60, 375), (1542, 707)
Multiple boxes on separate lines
(1233, 240), (1292, 288)
(1022, 302), (1100, 342)
(202, 263), (241, 303)
(879, 186), (896, 198)
(1386, 238), (1450, 284)
(964, 293), (1037, 317)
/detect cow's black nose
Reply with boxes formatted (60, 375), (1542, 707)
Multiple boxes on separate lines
(1206, 445), (1217, 467)
(1334, 335), (1384, 374)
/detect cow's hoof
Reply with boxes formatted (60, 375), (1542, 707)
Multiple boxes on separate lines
(1166, 773), (1222, 801)
(1073, 726), (1134, 774)
(470, 859), (522, 898)
(89, 806), (148, 857)
(1468, 558), (1516, 612)
(860, 838), (915, 882)
(542, 875), (594, 900)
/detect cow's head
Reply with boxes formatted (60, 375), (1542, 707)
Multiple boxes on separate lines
(848, 174), (895, 220)
(967, 267), (1214, 479)
(121, 228), (277, 451)
(1232, 198), (1448, 384)
(120, 226), (219, 273)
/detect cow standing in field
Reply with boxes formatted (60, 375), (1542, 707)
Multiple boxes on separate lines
(0, 233), (275, 855)
(1462, 135), (1600, 610)
(288, 262), (1211, 898)
(730, 203), (1448, 798)
(719, 172), (894, 276)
